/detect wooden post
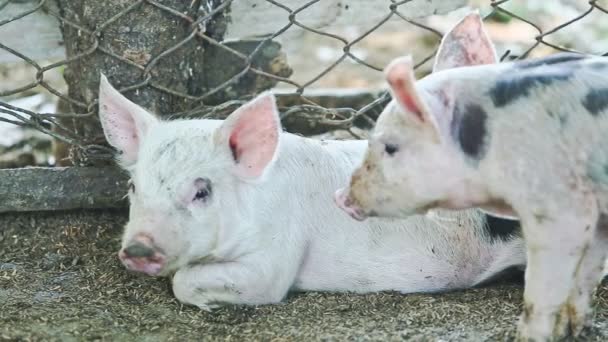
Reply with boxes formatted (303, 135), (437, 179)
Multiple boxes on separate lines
(55, 0), (291, 166)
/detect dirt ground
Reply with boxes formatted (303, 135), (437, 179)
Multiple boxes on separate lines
(0, 210), (607, 341)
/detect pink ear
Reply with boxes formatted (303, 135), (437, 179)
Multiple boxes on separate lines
(433, 11), (498, 72)
(98, 74), (157, 165)
(219, 92), (280, 181)
(384, 56), (430, 124)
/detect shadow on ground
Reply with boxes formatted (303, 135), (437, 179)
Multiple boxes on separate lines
(1, 210), (607, 341)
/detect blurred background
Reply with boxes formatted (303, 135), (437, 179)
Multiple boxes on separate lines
(1, 0), (607, 168)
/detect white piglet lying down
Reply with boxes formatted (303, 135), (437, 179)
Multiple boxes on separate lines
(97, 12), (526, 310)
(99, 81), (524, 308)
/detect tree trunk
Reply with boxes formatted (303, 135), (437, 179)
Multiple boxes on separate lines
(55, 0), (291, 166)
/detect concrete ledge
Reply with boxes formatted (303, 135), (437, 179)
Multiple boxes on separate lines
(0, 166), (128, 213)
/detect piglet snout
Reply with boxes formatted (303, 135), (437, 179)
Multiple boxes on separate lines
(119, 234), (166, 276)
(123, 242), (156, 258)
(334, 188), (368, 221)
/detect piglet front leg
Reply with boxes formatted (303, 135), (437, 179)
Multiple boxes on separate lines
(172, 257), (294, 310)
(518, 202), (599, 341)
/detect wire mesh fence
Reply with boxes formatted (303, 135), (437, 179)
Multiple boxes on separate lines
(0, 0), (607, 167)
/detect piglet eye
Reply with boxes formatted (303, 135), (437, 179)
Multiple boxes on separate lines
(384, 143), (399, 156)
(193, 177), (212, 202)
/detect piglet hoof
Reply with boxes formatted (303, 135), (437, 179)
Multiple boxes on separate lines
(197, 303), (220, 312)
(516, 310), (551, 341)
(516, 301), (590, 342)
(173, 283), (220, 311)
(172, 268), (229, 311)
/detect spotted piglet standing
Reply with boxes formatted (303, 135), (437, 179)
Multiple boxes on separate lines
(335, 22), (608, 342)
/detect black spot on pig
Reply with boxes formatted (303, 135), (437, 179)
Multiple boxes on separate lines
(483, 214), (521, 241)
(489, 72), (573, 107)
(582, 88), (608, 116)
(516, 53), (586, 70)
(451, 104), (488, 159)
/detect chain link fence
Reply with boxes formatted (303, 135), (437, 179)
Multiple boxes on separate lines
(0, 0), (607, 167)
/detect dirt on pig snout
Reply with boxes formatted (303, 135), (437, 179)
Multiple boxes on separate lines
(0, 210), (607, 341)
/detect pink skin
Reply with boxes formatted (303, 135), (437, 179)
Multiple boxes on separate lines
(334, 188), (367, 221)
(118, 234), (167, 276)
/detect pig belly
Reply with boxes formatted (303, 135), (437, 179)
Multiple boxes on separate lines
(290, 225), (509, 294)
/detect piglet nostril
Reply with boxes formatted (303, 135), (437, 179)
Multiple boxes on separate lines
(343, 196), (353, 207)
(335, 188), (353, 207)
(123, 242), (155, 258)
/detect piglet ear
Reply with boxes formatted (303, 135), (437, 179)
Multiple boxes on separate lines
(98, 74), (158, 165)
(385, 56), (436, 127)
(216, 92), (281, 181)
(433, 11), (498, 72)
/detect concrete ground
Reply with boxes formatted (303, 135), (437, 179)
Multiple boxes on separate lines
(1, 210), (607, 341)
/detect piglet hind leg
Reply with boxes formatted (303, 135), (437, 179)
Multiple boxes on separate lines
(171, 258), (294, 310)
(517, 201), (600, 341)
